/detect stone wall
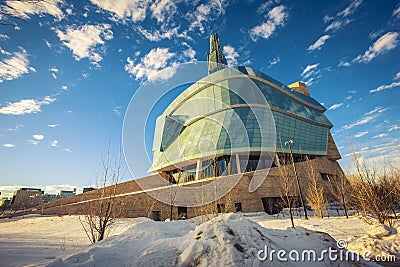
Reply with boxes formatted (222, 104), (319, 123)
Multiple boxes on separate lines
(19, 156), (343, 221)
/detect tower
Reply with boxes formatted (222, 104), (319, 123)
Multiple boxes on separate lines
(207, 33), (227, 74)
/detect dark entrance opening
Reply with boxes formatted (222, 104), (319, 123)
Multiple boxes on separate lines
(178, 206), (187, 219)
(217, 203), (225, 213)
(152, 210), (161, 221)
(261, 197), (282, 215)
(234, 202), (242, 212)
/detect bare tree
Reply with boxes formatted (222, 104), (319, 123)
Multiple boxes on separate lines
(166, 169), (184, 221)
(284, 140), (308, 220)
(145, 198), (157, 219)
(276, 153), (296, 228)
(327, 172), (350, 219)
(79, 143), (124, 243)
(305, 157), (327, 218)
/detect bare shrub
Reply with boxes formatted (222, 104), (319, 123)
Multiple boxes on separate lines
(79, 144), (124, 243)
(347, 145), (399, 226)
(305, 158), (327, 218)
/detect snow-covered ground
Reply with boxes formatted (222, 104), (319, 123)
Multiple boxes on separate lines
(0, 215), (146, 266)
(0, 213), (398, 266)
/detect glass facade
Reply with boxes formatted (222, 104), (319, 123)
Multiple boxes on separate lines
(150, 66), (332, 174)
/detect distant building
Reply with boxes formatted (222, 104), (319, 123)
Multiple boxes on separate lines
(83, 187), (96, 193)
(41, 193), (59, 203)
(11, 188), (44, 209)
(59, 189), (76, 198)
(0, 197), (11, 207)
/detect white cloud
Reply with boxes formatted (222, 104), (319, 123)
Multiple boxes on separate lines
(0, 96), (56, 115)
(323, 15), (333, 23)
(50, 67), (58, 79)
(393, 4), (400, 19)
(89, 0), (148, 22)
(345, 95), (353, 101)
(389, 125), (400, 131)
(342, 107), (387, 129)
(369, 30), (383, 40)
(183, 47), (196, 61)
(124, 47), (178, 82)
(222, 45), (239, 66)
(33, 134), (44, 140)
(325, 21), (347, 32)
(61, 85), (68, 91)
(4, 0), (64, 19)
(338, 0), (363, 17)
(268, 56), (280, 68)
(49, 67), (59, 73)
(250, 5), (288, 41)
(325, 0), (363, 32)
(301, 63), (319, 78)
(0, 49), (32, 82)
(308, 35), (331, 51)
(370, 81), (400, 93)
(44, 39), (52, 48)
(0, 47), (11, 55)
(3, 144), (15, 148)
(365, 106), (388, 115)
(328, 103), (343, 110)
(47, 124), (59, 128)
(189, 0), (225, 34)
(353, 32), (399, 63)
(0, 34), (9, 41)
(64, 148), (72, 153)
(7, 123), (23, 132)
(355, 131), (368, 138)
(55, 23), (113, 64)
(149, 0), (178, 23)
(303, 77), (315, 87)
(257, 0), (280, 14)
(393, 71), (400, 80)
(137, 26), (185, 42)
(338, 59), (351, 67)
(372, 133), (388, 139)
(45, 184), (77, 193)
(50, 140), (58, 147)
(28, 140), (39, 145)
(343, 116), (376, 129)
(113, 106), (122, 116)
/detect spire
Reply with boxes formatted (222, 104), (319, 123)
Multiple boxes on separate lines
(207, 33), (227, 74)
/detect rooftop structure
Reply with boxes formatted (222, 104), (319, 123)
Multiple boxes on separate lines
(207, 33), (227, 74)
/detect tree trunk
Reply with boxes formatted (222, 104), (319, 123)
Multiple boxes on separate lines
(289, 205), (295, 228)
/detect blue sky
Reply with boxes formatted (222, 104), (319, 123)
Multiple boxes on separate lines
(0, 0), (399, 197)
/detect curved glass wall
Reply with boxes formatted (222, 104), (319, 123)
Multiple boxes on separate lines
(151, 66), (331, 172)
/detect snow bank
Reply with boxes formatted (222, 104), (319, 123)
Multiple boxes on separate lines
(346, 222), (400, 262)
(48, 220), (196, 267)
(366, 224), (397, 239)
(47, 213), (373, 267)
